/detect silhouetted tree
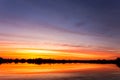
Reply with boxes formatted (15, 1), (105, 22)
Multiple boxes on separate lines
(116, 58), (120, 61)
(0, 57), (119, 68)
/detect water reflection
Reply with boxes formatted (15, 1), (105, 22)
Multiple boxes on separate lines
(0, 63), (120, 80)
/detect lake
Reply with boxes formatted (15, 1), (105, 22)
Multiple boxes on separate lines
(0, 63), (120, 80)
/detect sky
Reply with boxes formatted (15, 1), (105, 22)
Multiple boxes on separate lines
(0, 0), (120, 59)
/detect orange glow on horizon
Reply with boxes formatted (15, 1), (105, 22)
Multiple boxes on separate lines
(0, 41), (119, 60)
(0, 47), (119, 60)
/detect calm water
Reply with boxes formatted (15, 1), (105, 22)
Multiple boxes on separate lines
(0, 63), (120, 80)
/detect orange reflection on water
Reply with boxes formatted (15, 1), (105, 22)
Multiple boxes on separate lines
(0, 63), (119, 74)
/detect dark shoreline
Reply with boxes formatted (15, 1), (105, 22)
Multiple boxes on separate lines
(0, 57), (120, 66)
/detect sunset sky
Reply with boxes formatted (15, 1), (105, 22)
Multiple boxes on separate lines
(0, 0), (120, 60)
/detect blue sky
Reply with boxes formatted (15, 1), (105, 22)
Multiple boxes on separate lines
(0, 0), (120, 59)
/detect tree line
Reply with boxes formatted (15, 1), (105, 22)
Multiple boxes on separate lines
(0, 57), (120, 65)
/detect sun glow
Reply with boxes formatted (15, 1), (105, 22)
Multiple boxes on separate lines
(16, 49), (62, 54)
(13, 49), (103, 60)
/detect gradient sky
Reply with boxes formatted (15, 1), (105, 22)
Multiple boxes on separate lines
(0, 0), (120, 59)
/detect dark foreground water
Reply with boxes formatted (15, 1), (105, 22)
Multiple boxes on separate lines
(0, 63), (120, 80)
